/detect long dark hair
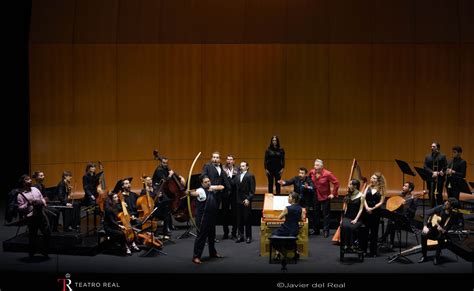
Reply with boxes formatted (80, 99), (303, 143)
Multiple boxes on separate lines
(268, 135), (281, 149)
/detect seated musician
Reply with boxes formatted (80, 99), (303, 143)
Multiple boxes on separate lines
(380, 182), (417, 249)
(114, 178), (141, 228)
(418, 197), (462, 265)
(340, 179), (365, 252)
(271, 192), (304, 258)
(104, 193), (139, 255)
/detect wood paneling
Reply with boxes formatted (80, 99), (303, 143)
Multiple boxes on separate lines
(74, 0), (119, 43)
(459, 0), (474, 43)
(159, 0), (201, 43)
(199, 0), (245, 43)
(286, 0), (329, 43)
(415, 0), (459, 43)
(328, 44), (372, 160)
(29, 44), (74, 164)
(371, 45), (415, 162)
(30, 0), (75, 43)
(329, 0), (373, 43)
(117, 45), (158, 160)
(413, 45), (460, 161)
(117, 0), (161, 43)
(244, 0), (286, 43)
(73, 45), (117, 162)
(373, 0), (414, 43)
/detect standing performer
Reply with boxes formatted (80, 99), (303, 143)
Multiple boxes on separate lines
(235, 161), (256, 244)
(17, 174), (51, 258)
(264, 135), (285, 195)
(446, 146), (467, 201)
(82, 162), (103, 206)
(222, 154), (239, 239)
(308, 159), (339, 237)
(188, 175), (224, 264)
(57, 171), (80, 232)
(424, 142), (447, 207)
(362, 172), (386, 257)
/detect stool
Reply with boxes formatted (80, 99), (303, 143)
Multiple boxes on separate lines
(269, 235), (298, 270)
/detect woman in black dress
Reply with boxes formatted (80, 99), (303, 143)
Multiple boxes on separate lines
(340, 179), (365, 251)
(362, 172), (386, 257)
(264, 135), (285, 195)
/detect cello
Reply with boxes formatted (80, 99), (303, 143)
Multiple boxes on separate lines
(116, 191), (137, 244)
(136, 175), (159, 231)
(153, 149), (195, 223)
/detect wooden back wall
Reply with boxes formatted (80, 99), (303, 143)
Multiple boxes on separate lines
(29, 0), (473, 194)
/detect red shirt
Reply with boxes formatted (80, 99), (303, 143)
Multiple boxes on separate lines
(308, 168), (340, 201)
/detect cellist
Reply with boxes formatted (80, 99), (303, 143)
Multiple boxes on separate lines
(104, 192), (138, 255)
(112, 177), (141, 228)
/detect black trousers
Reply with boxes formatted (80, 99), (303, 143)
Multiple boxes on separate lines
(427, 178), (444, 207)
(236, 203), (252, 239)
(363, 213), (380, 255)
(62, 201), (81, 231)
(300, 193), (315, 231)
(104, 225), (126, 246)
(193, 212), (217, 259)
(314, 199), (330, 232)
(421, 228), (445, 258)
(26, 213), (51, 256)
(267, 170), (282, 195)
(221, 190), (236, 236)
(446, 185), (460, 201)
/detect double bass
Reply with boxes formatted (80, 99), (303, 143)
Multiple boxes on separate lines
(153, 149), (195, 223)
(96, 161), (109, 213)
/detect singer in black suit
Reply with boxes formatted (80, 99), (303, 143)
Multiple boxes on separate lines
(202, 152), (231, 238)
(235, 161), (256, 244)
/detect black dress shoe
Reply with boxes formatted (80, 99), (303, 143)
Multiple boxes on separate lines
(418, 256), (426, 263)
(235, 237), (244, 243)
(246, 238), (251, 244)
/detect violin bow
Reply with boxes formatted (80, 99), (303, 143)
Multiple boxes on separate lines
(186, 152), (201, 229)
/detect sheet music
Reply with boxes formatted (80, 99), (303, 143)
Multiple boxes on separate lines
(273, 196), (290, 210)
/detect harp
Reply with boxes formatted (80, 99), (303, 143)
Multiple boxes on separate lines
(332, 159), (367, 244)
(348, 159), (368, 193)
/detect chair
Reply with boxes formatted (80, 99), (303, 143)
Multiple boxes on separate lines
(269, 235), (298, 270)
(340, 224), (365, 262)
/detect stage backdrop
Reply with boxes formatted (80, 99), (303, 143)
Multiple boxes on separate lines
(29, 0), (473, 194)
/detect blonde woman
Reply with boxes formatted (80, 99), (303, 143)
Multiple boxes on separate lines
(362, 172), (386, 257)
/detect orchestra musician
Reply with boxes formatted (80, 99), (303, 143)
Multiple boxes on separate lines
(82, 162), (103, 206)
(446, 146), (467, 201)
(424, 142), (447, 207)
(418, 198), (462, 265)
(340, 180), (365, 252)
(380, 182), (417, 250)
(56, 171), (80, 232)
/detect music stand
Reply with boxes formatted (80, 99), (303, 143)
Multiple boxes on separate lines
(414, 167), (431, 218)
(384, 211), (413, 264)
(395, 160), (416, 185)
(139, 207), (167, 257)
(177, 174), (201, 240)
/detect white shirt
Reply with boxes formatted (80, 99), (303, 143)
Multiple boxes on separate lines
(240, 171), (247, 182)
(215, 165), (222, 176)
(196, 188), (207, 202)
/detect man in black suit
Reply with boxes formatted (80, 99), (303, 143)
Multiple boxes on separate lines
(446, 145), (467, 201)
(202, 152), (231, 240)
(423, 142), (447, 207)
(235, 161), (256, 244)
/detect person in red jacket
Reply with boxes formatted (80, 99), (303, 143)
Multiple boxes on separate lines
(308, 159), (340, 237)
